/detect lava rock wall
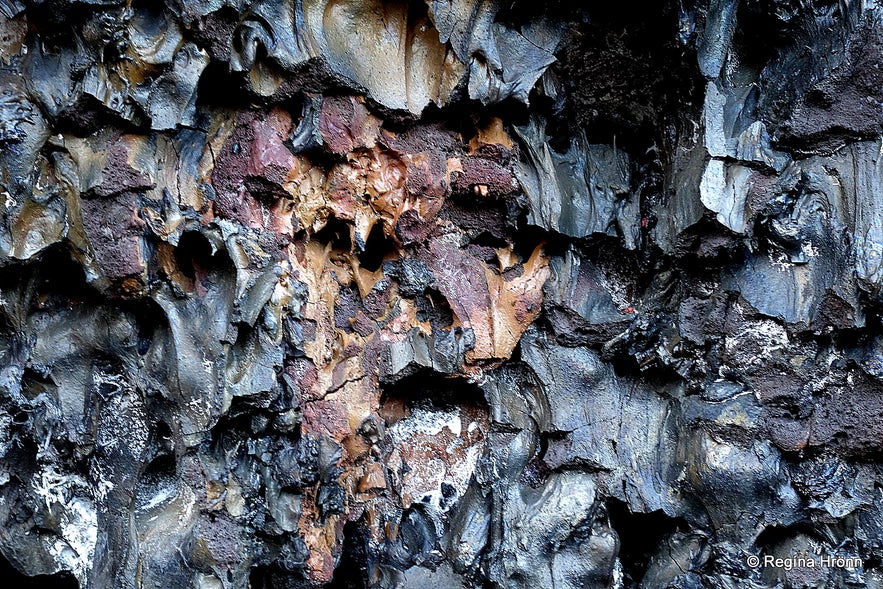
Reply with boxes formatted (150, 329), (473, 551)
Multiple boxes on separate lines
(1, 1), (883, 588)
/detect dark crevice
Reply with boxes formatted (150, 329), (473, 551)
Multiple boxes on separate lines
(325, 521), (370, 589)
(25, 246), (98, 313)
(174, 231), (218, 281)
(607, 499), (688, 587)
(380, 369), (485, 408)
(0, 552), (79, 589)
(754, 522), (826, 550)
(357, 223), (397, 272)
(311, 216), (353, 253)
(552, 2), (704, 152)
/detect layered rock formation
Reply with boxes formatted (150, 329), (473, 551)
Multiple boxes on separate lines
(2, 0), (883, 588)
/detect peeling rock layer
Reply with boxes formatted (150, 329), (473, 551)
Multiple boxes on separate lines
(3, 1), (883, 588)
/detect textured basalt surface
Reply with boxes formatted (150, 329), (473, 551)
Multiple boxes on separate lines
(3, 0), (883, 588)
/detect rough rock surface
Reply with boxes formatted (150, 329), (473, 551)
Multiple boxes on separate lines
(2, 1), (883, 588)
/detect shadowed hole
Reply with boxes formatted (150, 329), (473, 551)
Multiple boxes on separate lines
(607, 499), (687, 587)
(0, 551), (79, 588)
